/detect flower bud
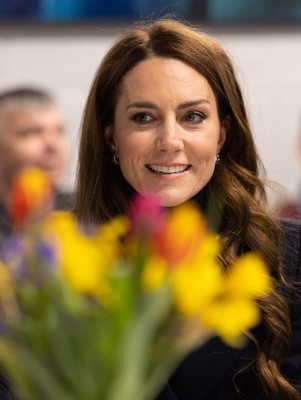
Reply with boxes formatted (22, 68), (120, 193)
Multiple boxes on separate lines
(8, 168), (53, 227)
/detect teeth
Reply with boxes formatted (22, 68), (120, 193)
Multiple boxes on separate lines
(148, 165), (189, 174)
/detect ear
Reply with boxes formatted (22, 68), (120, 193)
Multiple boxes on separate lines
(217, 116), (230, 152)
(104, 125), (118, 153)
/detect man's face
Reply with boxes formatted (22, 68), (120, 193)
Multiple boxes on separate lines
(0, 105), (68, 198)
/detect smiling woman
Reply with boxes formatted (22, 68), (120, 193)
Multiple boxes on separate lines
(104, 57), (226, 207)
(75, 18), (301, 400)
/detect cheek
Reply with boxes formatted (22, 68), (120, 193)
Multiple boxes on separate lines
(118, 137), (149, 181)
(193, 138), (219, 161)
(57, 140), (68, 159)
(117, 134), (147, 160)
(8, 140), (45, 169)
(17, 142), (41, 160)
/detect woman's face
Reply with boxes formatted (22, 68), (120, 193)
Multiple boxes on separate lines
(105, 57), (227, 207)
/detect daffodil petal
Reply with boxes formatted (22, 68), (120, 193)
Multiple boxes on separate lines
(201, 298), (261, 345)
(141, 256), (169, 291)
(226, 252), (273, 297)
(172, 259), (224, 316)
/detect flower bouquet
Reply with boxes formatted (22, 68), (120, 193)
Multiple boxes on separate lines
(0, 168), (272, 400)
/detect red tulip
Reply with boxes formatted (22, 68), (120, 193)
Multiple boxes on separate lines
(8, 168), (53, 227)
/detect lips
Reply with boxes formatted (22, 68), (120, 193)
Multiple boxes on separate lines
(146, 164), (191, 174)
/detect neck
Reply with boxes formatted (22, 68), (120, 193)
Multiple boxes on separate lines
(190, 185), (209, 211)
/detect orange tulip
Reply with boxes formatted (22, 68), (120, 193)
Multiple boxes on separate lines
(8, 168), (53, 226)
(150, 202), (208, 267)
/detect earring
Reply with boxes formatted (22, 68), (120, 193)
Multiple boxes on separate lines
(215, 154), (220, 164)
(112, 152), (119, 166)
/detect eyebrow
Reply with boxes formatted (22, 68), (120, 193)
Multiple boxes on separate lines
(178, 99), (210, 109)
(126, 99), (210, 111)
(126, 102), (158, 110)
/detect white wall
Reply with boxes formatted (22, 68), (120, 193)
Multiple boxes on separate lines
(1, 23), (300, 205)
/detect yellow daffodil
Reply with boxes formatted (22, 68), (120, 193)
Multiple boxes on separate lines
(141, 255), (169, 291)
(43, 212), (129, 303)
(171, 256), (223, 316)
(200, 297), (261, 347)
(45, 212), (106, 295)
(185, 251), (273, 346)
(225, 252), (272, 297)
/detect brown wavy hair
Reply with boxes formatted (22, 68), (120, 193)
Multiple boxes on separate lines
(76, 18), (299, 399)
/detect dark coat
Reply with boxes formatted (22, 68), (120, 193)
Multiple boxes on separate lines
(157, 219), (301, 399)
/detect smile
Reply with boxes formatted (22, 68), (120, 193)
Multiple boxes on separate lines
(146, 164), (191, 174)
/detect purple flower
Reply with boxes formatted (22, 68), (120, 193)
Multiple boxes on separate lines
(36, 241), (57, 267)
(1, 235), (23, 263)
(0, 235), (28, 279)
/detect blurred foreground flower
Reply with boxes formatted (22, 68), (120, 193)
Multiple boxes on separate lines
(0, 168), (273, 400)
(8, 168), (53, 227)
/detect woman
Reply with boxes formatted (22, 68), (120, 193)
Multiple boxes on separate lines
(76, 18), (301, 399)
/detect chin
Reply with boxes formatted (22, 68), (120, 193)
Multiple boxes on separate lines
(155, 196), (189, 208)
(138, 188), (192, 208)
(47, 171), (64, 187)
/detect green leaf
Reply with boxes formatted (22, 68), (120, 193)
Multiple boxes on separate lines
(106, 285), (173, 400)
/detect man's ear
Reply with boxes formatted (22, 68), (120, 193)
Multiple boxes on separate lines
(104, 125), (118, 153)
(218, 116), (230, 152)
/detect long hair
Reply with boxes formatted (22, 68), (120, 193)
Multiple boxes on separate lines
(76, 18), (299, 399)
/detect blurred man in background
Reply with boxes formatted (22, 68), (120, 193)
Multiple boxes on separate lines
(277, 127), (301, 220)
(0, 87), (74, 244)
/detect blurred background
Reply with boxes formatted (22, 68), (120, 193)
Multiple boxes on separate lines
(0, 0), (301, 210)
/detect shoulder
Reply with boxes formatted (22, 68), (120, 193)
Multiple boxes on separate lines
(0, 372), (16, 400)
(279, 219), (301, 280)
(54, 190), (75, 211)
(278, 202), (301, 220)
(280, 217), (301, 233)
(0, 207), (12, 248)
(278, 220), (301, 392)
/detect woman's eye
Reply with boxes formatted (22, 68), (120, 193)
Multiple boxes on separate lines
(184, 111), (206, 123)
(132, 113), (152, 123)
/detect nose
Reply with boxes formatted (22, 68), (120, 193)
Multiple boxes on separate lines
(155, 118), (183, 153)
(44, 129), (64, 152)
